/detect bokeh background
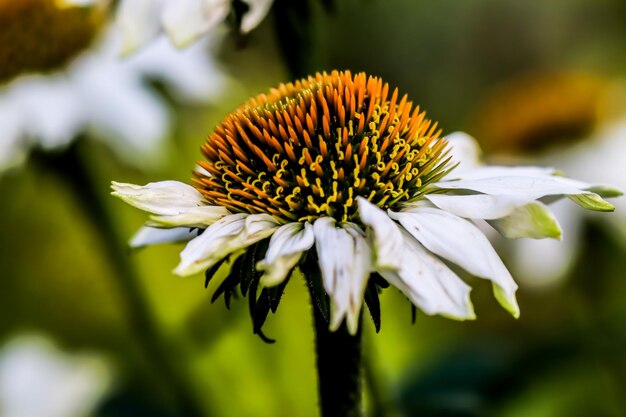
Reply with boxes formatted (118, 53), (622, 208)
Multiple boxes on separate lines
(1, 0), (626, 416)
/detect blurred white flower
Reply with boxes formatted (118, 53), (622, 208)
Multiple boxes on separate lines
(64, 0), (275, 55)
(0, 335), (112, 417)
(509, 122), (626, 287)
(0, 25), (229, 172)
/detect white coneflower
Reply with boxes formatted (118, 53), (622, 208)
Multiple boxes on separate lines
(0, 0), (228, 172)
(112, 71), (620, 337)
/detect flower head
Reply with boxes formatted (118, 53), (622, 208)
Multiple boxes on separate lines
(112, 70), (620, 337)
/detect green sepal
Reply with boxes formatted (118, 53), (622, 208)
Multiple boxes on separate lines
(211, 256), (243, 308)
(364, 276), (382, 333)
(204, 256), (228, 288)
(300, 251), (331, 324)
(569, 193), (615, 212)
(240, 239), (268, 297)
(268, 274), (291, 314)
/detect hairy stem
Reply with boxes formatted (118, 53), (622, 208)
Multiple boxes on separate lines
(311, 297), (363, 417)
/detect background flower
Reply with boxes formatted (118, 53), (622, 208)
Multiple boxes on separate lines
(0, 24), (229, 172)
(0, 335), (112, 417)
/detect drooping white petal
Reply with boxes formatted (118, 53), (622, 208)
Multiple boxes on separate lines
(161, 0), (228, 48)
(433, 174), (598, 200)
(445, 132), (482, 175)
(389, 207), (519, 317)
(380, 231), (475, 320)
(174, 213), (279, 276)
(258, 222), (314, 287)
(313, 218), (372, 335)
(425, 194), (536, 220)
(240, 0), (273, 33)
(450, 166), (557, 181)
(357, 197), (403, 271)
(116, 0), (163, 55)
(111, 181), (208, 215)
(489, 201), (562, 239)
(130, 226), (198, 248)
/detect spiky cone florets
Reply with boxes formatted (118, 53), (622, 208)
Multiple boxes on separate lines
(193, 70), (453, 224)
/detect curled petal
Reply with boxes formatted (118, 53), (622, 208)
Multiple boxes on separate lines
(111, 181), (228, 227)
(258, 222), (314, 287)
(240, 0), (273, 33)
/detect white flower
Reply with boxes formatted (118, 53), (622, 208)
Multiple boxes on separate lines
(0, 25), (228, 172)
(111, 72), (620, 334)
(505, 121), (626, 287)
(0, 335), (112, 417)
(105, 0), (274, 55)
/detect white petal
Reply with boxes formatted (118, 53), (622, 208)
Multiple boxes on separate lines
(10, 76), (83, 149)
(433, 174), (593, 200)
(425, 194), (536, 220)
(445, 132), (482, 175)
(174, 213), (279, 276)
(71, 58), (169, 161)
(148, 206), (231, 227)
(128, 35), (228, 103)
(389, 208), (519, 317)
(380, 231), (475, 320)
(116, 0), (163, 55)
(112, 181), (207, 214)
(240, 0), (273, 33)
(357, 197), (403, 271)
(313, 218), (372, 335)
(449, 166), (557, 181)
(489, 201), (562, 239)
(130, 226), (198, 248)
(161, 0), (228, 48)
(258, 222), (314, 287)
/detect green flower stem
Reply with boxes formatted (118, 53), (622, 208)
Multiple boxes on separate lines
(312, 300), (363, 417)
(38, 142), (207, 417)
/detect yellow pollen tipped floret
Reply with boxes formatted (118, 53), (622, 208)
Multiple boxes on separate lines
(194, 70), (453, 223)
